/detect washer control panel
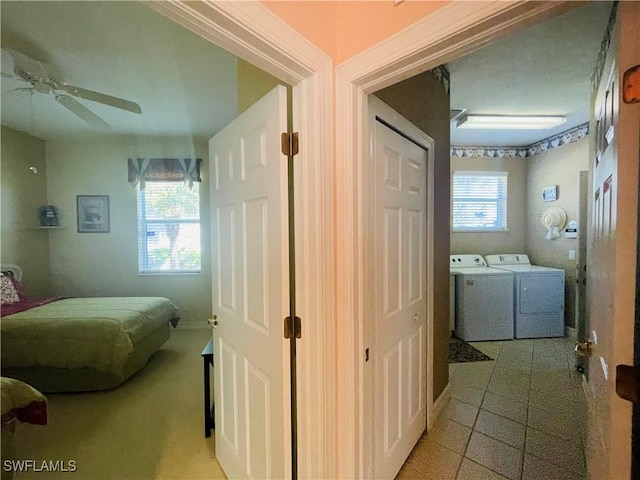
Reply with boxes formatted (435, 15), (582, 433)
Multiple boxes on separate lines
(450, 254), (487, 267)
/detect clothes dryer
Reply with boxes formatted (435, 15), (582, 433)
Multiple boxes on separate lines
(485, 254), (564, 339)
(450, 255), (514, 341)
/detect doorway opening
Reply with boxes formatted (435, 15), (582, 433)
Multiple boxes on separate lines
(357, 2), (612, 478)
(0, 2), (332, 479)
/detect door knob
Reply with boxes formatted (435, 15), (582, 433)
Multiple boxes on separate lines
(575, 339), (593, 357)
(208, 315), (218, 328)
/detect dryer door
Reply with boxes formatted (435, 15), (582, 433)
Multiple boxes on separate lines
(518, 274), (564, 314)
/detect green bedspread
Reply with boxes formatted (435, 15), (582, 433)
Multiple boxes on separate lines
(1, 297), (179, 372)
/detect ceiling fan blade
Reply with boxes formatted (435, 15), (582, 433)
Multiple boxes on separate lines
(55, 94), (110, 128)
(1, 47), (50, 82)
(60, 84), (142, 114)
(1, 48), (18, 78)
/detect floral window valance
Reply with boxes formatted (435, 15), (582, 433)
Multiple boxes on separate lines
(128, 158), (202, 190)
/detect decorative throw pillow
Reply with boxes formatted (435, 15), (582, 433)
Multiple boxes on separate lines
(9, 276), (27, 302)
(1, 275), (20, 305)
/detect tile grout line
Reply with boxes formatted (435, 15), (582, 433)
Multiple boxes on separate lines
(463, 339), (586, 480)
(519, 341), (534, 480)
(454, 383), (487, 479)
(455, 342), (504, 480)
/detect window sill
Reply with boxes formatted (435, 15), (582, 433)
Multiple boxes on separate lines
(452, 229), (510, 233)
(138, 271), (202, 276)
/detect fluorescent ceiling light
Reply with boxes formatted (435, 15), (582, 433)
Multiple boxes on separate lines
(450, 108), (466, 120)
(456, 115), (566, 130)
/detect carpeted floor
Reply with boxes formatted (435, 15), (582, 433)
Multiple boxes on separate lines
(10, 326), (226, 480)
(449, 338), (494, 363)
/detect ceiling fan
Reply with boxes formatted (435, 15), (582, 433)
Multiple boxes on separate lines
(1, 47), (142, 128)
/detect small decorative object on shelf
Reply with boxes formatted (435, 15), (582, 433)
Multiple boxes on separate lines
(39, 205), (60, 227)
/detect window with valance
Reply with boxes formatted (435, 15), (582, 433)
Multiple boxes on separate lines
(130, 158), (202, 274)
(128, 158), (202, 190)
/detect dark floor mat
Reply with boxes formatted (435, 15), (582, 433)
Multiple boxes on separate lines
(449, 339), (493, 363)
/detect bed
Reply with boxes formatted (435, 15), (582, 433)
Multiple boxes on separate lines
(0, 264), (180, 393)
(1, 377), (48, 480)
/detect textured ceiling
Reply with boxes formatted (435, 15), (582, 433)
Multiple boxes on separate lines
(0, 1), (238, 141)
(448, 1), (613, 147)
(0, 1), (614, 146)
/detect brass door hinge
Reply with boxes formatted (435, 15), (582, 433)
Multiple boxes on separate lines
(284, 316), (302, 339)
(281, 132), (299, 157)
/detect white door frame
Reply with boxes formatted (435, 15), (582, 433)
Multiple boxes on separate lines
(335, 1), (580, 477)
(143, 2), (334, 478)
(143, 1), (597, 478)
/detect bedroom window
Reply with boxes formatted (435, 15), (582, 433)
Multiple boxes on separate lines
(137, 181), (201, 273)
(452, 171), (508, 231)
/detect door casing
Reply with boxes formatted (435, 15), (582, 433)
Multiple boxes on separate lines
(142, 1), (628, 478)
(144, 3), (334, 479)
(336, 1), (591, 478)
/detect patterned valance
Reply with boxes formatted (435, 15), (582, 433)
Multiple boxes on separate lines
(128, 158), (202, 190)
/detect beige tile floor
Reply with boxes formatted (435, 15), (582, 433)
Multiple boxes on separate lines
(397, 337), (588, 480)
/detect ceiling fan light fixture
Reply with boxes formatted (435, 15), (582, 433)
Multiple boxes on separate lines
(456, 114), (567, 130)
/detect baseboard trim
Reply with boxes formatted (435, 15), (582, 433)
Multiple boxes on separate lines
(565, 326), (577, 338)
(176, 322), (210, 330)
(430, 383), (451, 430)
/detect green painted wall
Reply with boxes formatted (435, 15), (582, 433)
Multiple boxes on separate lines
(44, 135), (212, 324)
(237, 59), (283, 114)
(0, 127), (52, 298)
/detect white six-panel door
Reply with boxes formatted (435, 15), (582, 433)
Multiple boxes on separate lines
(585, 3), (639, 477)
(371, 97), (429, 479)
(209, 85), (290, 480)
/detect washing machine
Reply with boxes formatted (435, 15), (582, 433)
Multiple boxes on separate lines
(485, 254), (565, 339)
(450, 255), (514, 341)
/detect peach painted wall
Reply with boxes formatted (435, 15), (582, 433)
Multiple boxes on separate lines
(262, 1), (338, 59)
(262, 0), (448, 63)
(335, 1), (447, 62)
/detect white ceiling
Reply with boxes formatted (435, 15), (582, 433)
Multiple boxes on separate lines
(1, 1), (613, 147)
(448, 1), (613, 147)
(0, 1), (238, 142)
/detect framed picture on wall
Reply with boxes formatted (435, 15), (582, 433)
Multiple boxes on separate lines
(77, 195), (110, 233)
(542, 185), (558, 202)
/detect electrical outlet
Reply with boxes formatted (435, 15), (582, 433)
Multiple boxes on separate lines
(569, 250), (576, 260)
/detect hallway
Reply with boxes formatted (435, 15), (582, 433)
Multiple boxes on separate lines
(397, 337), (588, 480)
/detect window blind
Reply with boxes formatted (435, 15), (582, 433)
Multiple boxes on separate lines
(452, 171), (508, 231)
(137, 181), (201, 273)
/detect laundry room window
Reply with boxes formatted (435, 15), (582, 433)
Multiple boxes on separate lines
(452, 171), (508, 231)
